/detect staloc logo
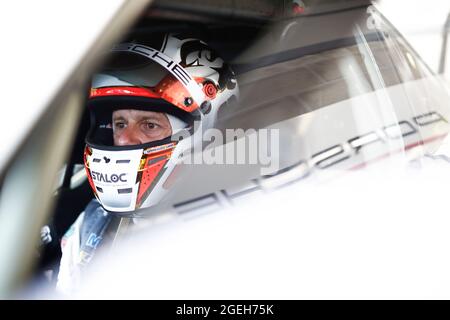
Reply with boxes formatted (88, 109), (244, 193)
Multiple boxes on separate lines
(91, 171), (127, 183)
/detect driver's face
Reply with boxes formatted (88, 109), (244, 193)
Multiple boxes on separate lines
(112, 109), (172, 146)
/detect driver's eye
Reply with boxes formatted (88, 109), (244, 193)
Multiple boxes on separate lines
(114, 121), (126, 129)
(146, 122), (157, 129)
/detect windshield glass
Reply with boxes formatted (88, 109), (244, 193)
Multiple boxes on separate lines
(160, 4), (450, 205)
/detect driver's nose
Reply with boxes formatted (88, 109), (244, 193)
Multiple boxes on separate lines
(114, 127), (143, 146)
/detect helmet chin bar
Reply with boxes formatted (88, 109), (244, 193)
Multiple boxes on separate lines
(85, 148), (143, 212)
(84, 141), (178, 214)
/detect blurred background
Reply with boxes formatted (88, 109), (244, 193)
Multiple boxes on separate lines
(377, 0), (450, 77)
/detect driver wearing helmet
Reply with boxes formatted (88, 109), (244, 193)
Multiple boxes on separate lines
(56, 33), (239, 294)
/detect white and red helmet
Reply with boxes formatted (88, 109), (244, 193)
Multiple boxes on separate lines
(84, 34), (239, 214)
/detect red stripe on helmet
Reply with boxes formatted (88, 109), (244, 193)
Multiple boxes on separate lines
(90, 86), (160, 99)
(89, 85), (199, 112)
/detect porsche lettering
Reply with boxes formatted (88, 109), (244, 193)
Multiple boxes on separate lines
(174, 111), (449, 214)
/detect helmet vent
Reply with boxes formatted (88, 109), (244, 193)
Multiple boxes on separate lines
(118, 188), (133, 194)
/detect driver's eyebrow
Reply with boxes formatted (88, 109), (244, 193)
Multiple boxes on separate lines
(113, 115), (126, 121)
(137, 115), (166, 123)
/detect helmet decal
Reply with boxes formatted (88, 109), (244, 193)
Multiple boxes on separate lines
(202, 81), (218, 99)
(136, 155), (169, 208)
(110, 42), (206, 107)
(179, 38), (237, 91)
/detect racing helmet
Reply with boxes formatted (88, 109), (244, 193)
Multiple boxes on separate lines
(84, 34), (239, 214)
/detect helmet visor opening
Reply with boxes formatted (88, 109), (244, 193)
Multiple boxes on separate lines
(86, 98), (198, 150)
